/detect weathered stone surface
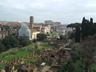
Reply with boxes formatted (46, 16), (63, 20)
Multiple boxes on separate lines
(41, 66), (51, 72)
(1, 68), (6, 72)
(33, 68), (38, 72)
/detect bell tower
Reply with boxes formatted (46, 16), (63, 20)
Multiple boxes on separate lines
(30, 16), (34, 40)
(30, 16), (34, 29)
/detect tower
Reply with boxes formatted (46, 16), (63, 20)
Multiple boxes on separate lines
(30, 16), (34, 29)
(30, 16), (34, 40)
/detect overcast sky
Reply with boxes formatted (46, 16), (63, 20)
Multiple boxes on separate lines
(0, 0), (96, 24)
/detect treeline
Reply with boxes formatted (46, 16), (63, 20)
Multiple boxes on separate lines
(68, 17), (96, 42)
(0, 33), (48, 52)
(81, 17), (96, 40)
(65, 17), (96, 72)
(0, 35), (31, 52)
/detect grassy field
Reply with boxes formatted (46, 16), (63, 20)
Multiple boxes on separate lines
(0, 42), (55, 67)
(50, 32), (57, 36)
(23, 43), (36, 49)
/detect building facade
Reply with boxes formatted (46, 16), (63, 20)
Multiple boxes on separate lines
(18, 16), (40, 40)
(41, 25), (51, 34)
(54, 25), (73, 35)
(19, 23), (31, 40)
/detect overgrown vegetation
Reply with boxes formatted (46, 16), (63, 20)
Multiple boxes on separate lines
(0, 35), (31, 52)
(68, 17), (96, 42)
(61, 42), (96, 72)
(63, 17), (96, 72)
(0, 42), (56, 67)
(37, 33), (47, 41)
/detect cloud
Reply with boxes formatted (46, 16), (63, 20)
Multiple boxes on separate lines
(0, 0), (96, 24)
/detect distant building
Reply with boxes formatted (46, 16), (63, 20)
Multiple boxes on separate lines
(19, 23), (31, 40)
(0, 17), (52, 40)
(31, 31), (40, 39)
(45, 20), (53, 25)
(32, 25), (42, 32)
(0, 24), (8, 39)
(41, 25), (51, 34)
(18, 16), (40, 40)
(0, 21), (8, 25)
(54, 25), (73, 35)
(44, 20), (61, 28)
(5, 22), (21, 35)
(29, 16), (41, 40)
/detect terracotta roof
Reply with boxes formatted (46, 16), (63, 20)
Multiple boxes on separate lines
(31, 29), (40, 32)
(33, 25), (42, 27)
(6, 22), (22, 27)
(0, 21), (8, 25)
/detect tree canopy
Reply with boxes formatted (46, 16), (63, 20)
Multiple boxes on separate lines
(37, 33), (47, 41)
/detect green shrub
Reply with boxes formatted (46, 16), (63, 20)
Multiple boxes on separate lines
(37, 33), (47, 41)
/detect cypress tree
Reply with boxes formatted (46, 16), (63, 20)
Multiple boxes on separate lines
(75, 26), (80, 42)
(89, 18), (94, 35)
(81, 17), (86, 40)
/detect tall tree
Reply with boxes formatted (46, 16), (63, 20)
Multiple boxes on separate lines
(2, 35), (19, 49)
(75, 26), (80, 42)
(89, 18), (95, 35)
(0, 40), (6, 52)
(18, 36), (31, 47)
(81, 17), (90, 40)
(67, 23), (81, 41)
(37, 33), (47, 41)
(67, 23), (81, 29)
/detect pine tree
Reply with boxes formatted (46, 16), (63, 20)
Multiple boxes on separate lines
(81, 17), (90, 40)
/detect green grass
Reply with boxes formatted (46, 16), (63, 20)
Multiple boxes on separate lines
(0, 42), (55, 67)
(24, 57), (37, 64)
(40, 42), (49, 47)
(0, 63), (7, 67)
(89, 64), (96, 71)
(24, 43), (36, 49)
(50, 32), (57, 36)
(0, 49), (33, 64)
(40, 42), (55, 50)
(41, 42), (55, 51)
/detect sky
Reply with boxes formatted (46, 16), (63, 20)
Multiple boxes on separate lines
(0, 0), (96, 24)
